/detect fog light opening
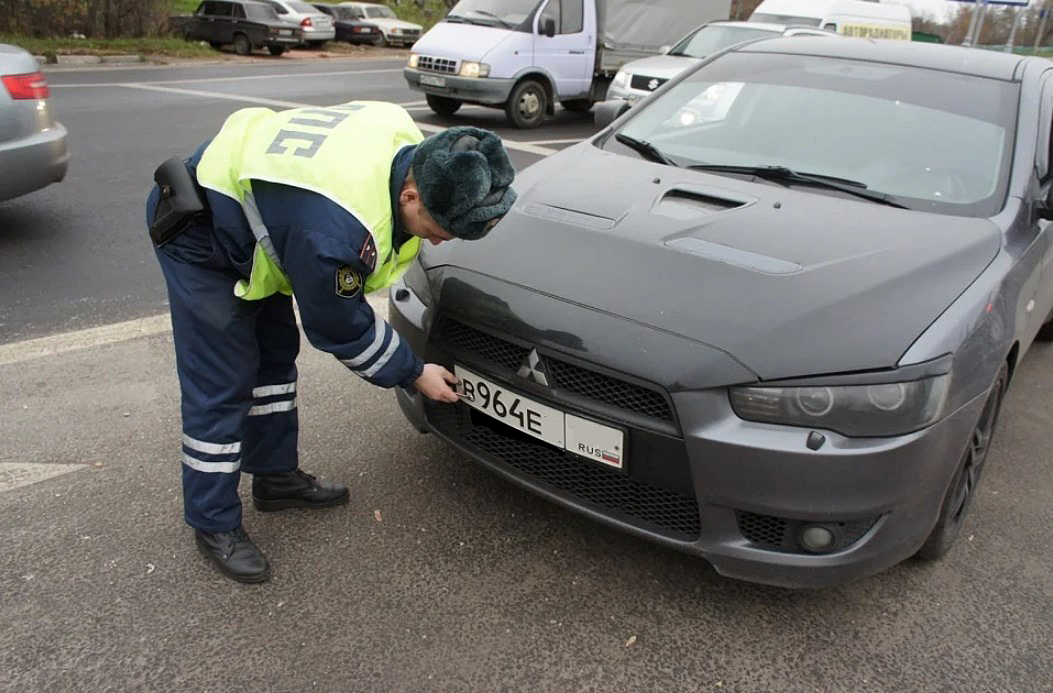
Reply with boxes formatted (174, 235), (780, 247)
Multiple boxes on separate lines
(799, 525), (837, 553)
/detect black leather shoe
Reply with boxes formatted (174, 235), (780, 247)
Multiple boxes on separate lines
(194, 527), (270, 584)
(252, 469), (349, 512)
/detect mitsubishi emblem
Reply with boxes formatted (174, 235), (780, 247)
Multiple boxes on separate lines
(517, 349), (549, 387)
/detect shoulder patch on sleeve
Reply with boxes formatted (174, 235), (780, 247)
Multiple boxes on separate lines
(359, 234), (378, 273)
(335, 265), (362, 299)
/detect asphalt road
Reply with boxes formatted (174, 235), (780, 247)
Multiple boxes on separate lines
(1, 56), (1051, 693)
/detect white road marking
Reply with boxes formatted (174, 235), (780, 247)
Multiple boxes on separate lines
(0, 463), (88, 494)
(0, 296), (390, 365)
(118, 82), (557, 155)
(52, 67), (405, 88)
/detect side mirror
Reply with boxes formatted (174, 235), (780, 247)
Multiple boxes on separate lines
(594, 99), (630, 128)
(541, 17), (556, 37)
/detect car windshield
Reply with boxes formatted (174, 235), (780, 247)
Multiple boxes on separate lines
(669, 25), (780, 58)
(365, 5), (395, 18)
(608, 52), (1018, 217)
(288, 1), (318, 11)
(246, 3), (281, 20)
(749, 13), (821, 26)
(447, 0), (536, 25)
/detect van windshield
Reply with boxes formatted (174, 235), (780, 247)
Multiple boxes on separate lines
(447, 0), (538, 27)
(669, 25), (781, 58)
(607, 52), (1018, 217)
(749, 13), (821, 26)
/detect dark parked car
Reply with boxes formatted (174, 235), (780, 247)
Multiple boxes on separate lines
(184, 0), (303, 55)
(311, 3), (380, 44)
(389, 38), (1053, 588)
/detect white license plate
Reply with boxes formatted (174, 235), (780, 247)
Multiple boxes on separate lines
(454, 366), (625, 470)
(279, 29), (292, 35)
(420, 74), (446, 88)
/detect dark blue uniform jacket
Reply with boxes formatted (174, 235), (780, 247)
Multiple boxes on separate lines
(188, 141), (424, 389)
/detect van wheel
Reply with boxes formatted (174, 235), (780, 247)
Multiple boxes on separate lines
(916, 362), (1007, 560)
(561, 99), (592, 113)
(426, 94), (461, 115)
(268, 45), (286, 56)
(505, 79), (547, 128)
(233, 33), (252, 55)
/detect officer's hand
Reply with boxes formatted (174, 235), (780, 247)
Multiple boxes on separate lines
(414, 363), (460, 403)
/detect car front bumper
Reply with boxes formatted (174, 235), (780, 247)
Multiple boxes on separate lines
(403, 67), (513, 105)
(0, 123), (69, 202)
(388, 275), (983, 589)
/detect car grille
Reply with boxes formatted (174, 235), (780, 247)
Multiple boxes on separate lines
(735, 511), (878, 554)
(417, 55), (456, 73)
(434, 319), (674, 424)
(630, 75), (669, 92)
(431, 405), (700, 540)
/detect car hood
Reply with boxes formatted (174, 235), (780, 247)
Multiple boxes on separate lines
(412, 21), (513, 61)
(370, 17), (422, 30)
(621, 54), (700, 81)
(428, 144), (1002, 381)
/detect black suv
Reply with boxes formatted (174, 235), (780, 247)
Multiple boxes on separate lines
(185, 0), (303, 56)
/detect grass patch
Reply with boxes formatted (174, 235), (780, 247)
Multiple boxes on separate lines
(171, 0), (201, 13)
(0, 34), (218, 59)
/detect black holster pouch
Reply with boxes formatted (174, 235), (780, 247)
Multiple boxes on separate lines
(149, 156), (209, 247)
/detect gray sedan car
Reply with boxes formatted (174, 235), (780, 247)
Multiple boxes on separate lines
(390, 37), (1053, 588)
(0, 44), (68, 202)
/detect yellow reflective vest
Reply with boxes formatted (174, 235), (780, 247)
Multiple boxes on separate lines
(195, 101), (424, 300)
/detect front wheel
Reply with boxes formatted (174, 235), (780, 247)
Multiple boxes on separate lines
(505, 79), (547, 129)
(233, 33), (252, 55)
(426, 94), (461, 116)
(916, 362), (1007, 560)
(373, 34), (387, 47)
(267, 45), (286, 56)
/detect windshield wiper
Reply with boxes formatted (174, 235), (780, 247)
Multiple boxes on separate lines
(614, 133), (679, 167)
(444, 15), (468, 22)
(687, 164), (908, 208)
(466, 10), (513, 28)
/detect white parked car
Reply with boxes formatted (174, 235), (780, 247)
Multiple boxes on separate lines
(0, 44), (68, 202)
(259, 0), (335, 46)
(606, 21), (834, 107)
(337, 2), (421, 46)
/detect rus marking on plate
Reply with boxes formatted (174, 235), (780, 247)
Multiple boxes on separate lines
(0, 463), (88, 494)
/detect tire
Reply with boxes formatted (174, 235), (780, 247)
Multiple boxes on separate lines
(373, 34), (388, 47)
(307, 40), (326, 48)
(233, 33), (252, 56)
(426, 94), (461, 116)
(916, 362), (1008, 560)
(267, 45), (286, 56)
(505, 79), (547, 129)
(561, 99), (592, 113)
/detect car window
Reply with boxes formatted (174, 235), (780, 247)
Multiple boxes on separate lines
(668, 25), (780, 58)
(288, 1), (319, 12)
(365, 6), (396, 18)
(610, 52), (1019, 217)
(245, 3), (278, 19)
(232, 3), (246, 18)
(263, 0), (288, 14)
(211, 1), (234, 17)
(195, 1), (211, 15)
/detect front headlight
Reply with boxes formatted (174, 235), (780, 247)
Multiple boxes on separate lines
(459, 61), (490, 78)
(612, 70), (630, 89)
(401, 257), (432, 306)
(392, 27), (401, 34)
(408, 53), (419, 68)
(729, 375), (950, 437)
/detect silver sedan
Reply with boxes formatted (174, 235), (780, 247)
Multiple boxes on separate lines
(0, 43), (68, 202)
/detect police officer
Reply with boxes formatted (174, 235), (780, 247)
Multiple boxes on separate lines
(147, 101), (516, 583)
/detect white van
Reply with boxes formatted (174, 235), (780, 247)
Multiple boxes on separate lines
(749, 0), (911, 41)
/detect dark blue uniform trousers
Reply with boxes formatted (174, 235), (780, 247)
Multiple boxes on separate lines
(149, 188), (299, 532)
